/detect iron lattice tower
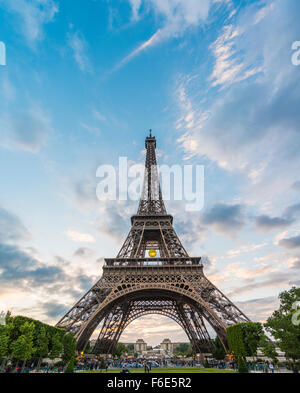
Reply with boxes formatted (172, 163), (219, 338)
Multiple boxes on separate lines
(57, 132), (250, 355)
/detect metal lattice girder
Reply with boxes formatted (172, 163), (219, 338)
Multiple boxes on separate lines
(137, 135), (167, 215)
(58, 264), (249, 353)
(57, 133), (250, 354)
(117, 216), (189, 259)
(92, 295), (215, 356)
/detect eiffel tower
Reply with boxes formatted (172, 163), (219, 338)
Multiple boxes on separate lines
(57, 131), (250, 355)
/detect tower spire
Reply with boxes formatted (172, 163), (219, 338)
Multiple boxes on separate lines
(137, 133), (166, 215)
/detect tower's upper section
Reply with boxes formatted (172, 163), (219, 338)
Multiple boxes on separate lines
(137, 131), (167, 216)
(145, 130), (156, 149)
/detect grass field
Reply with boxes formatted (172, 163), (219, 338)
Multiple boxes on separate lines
(79, 368), (236, 374)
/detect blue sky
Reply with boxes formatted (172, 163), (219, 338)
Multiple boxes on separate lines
(0, 0), (300, 346)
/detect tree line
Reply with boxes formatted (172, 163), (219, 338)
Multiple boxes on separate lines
(225, 287), (300, 372)
(0, 313), (76, 373)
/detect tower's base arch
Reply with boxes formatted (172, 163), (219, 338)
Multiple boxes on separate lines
(58, 264), (249, 354)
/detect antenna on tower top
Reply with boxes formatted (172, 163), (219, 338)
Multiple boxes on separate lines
(149, 129), (152, 138)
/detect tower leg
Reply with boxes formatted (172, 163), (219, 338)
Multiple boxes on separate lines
(93, 302), (131, 355)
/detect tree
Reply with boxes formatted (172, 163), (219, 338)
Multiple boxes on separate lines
(227, 322), (262, 373)
(0, 324), (11, 371)
(62, 333), (76, 372)
(174, 343), (190, 356)
(1, 314), (70, 373)
(264, 287), (300, 360)
(5, 311), (12, 325)
(49, 332), (63, 361)
(259, 334), (278, 362)
(115, 343), (127, 358)
(212, 337), (226, 360)
(241, 322), (263, 357)
(35, 326), (49, 371)
(10, 322), (35, 372)
(227, 322), (262, 357)
(127, 344), (134, 351)
(125, 344), (135, 355)
(237, 356), (248, 373)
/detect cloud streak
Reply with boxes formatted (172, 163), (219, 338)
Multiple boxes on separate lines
(279, 235), (300, 250)
(67, 30), (92, 73)
(255, 215), (293, 232)
(176, 0), (300, 213)
(0, 207), (30, 243)
(65, 230), (95, 244)
(0, 107), (52, 153)
(202, 203), (246, 236)
(113, 0), (212, 71)
(0, 0), (58, 43)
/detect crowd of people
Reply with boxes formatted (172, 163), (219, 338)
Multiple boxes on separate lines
(2, 358), (299, 373)
(3, 365), (65, 374)
(103, 358), (196, 369)
(246, 361), (298, 373)
(73, 357), (295, 374)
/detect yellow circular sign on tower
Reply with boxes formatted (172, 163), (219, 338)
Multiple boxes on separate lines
(149, 249), (157, 258)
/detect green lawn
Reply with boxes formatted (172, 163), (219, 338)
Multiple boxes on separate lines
(79, 368), (236, 374)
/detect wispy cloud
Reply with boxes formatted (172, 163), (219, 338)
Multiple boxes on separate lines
(113, 0), (213, 71)
(80, 122), (101, 136)
(0, 206), (31, 243)
(73, 247), (95, 258)
(292, 181), (300, 192)
(65, 230), (95, 244)
(209, 24), (262, 88)
(279, 235), (300, 250)
(120, 314), (188, 346)
(0, 0), (58, 44)
(202, 203), (247, 237)
(111, 30), (163, 72)
(255, 215), (293, 232)
(236, 296), (279, 323)
(227, 271), (299, 297)
(227, 243), (267, 258)
(67, 30), (92, 73)
(128, 0), (142, 21)
(0, 106), (52, 153)
(176, 0), (300, 210)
